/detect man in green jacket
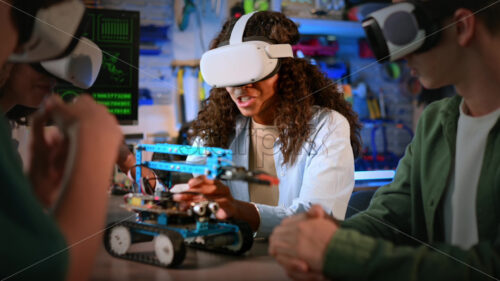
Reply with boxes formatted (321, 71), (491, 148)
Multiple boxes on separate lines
(0, 1), (122, 280)
(269, 0), (500, 280)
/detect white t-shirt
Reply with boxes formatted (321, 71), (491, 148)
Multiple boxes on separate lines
(249, 119), (279, 206)
(444, 100), (500, 249)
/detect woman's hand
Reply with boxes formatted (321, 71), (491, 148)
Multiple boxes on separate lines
(117, 142), (135, 173)
(174, 175), (238, 219)
(174, 175), (261, 231)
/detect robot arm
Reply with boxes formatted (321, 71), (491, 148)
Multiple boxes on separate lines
(135, 143), (279, 194)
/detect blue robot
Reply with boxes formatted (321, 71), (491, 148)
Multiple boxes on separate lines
(104, 143), (277, 267)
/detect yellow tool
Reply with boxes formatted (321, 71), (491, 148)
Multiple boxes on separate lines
(176, 67), (186, 124)
(198, 69), (205, 102)
(367, 96), (381, 119)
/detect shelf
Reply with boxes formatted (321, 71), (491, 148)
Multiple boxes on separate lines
(291, 17), (365, 38)
(355, 170), (395, 181)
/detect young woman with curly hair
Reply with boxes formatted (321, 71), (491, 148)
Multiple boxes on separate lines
(177, 11), (361, 236)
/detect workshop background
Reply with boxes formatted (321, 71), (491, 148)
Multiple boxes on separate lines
(82, 0), (455, 186)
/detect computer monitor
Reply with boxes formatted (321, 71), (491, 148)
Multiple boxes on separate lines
(55, 8), (140, 124)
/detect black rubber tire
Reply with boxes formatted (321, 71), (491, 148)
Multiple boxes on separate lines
(155, 229), (186, 268)
(104, 221), (186, 268)
(226, 220), (254, 255)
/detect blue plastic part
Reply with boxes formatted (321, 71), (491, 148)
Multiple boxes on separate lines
(291, 17), (365, 38)
(138, 98), (154, 105)
(140, 25), (170, 43)
(130, 143), (245, 247)
(135, 148), (142, 193)
(136, 221), (239, 239)
(157, 214), (168, 225)
(196, 221), (209, 231)
(135, 143), (233, 191)
(217, 222), (241, 247)
(139, 48), (163, 56)
(137, 143), (232, 158)
(133, 229), (159, 237)
(145, 161), (215, 178)
(178, 0), (195, 31)
(319, 61), (348, 80)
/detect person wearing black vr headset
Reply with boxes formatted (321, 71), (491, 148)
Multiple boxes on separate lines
(0, 1), (122, 280)
(269, 0), (500, 280)
(175, 11), (361, 237)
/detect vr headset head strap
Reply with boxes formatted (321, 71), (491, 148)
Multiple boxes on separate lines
(410, 0), (442, 54)
(9, 0), (87, 63)
(229, 12), (256, 45)
(11, 0), (43, 46)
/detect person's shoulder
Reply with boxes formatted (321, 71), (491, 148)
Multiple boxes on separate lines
(311, 106), (349, 128)
(414, 95), (461, 140)
(420, 95), (461, 122)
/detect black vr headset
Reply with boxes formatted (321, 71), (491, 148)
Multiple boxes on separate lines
(362, 1), (455, 62)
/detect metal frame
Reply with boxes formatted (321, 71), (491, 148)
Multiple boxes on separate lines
(135, 143), (233, 193)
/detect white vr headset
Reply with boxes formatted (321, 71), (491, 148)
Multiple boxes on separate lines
(362, 1), (441, 62)
(8, 0), (102, 89)
(9, 0), (87, 63)
(200, 12), (294, 88)
(39, 37), (103, 89)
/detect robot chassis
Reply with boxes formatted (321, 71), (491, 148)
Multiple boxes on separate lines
(104, 143), (277, 268)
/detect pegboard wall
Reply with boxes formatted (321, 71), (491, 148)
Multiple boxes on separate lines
(349, 56), (414, 169)
(348, 59), (414, 124)
(92, 0), (227, 136)
(86, 1), (415, 165)
(302, 36), (415, 169)
(323, 36), (414, 169)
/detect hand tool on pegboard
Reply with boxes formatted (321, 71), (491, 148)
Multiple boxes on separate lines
(176, 67), (186, 124)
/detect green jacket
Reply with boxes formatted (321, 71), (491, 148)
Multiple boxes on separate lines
(324, 96), (500, 281)
(0, 116), (68, 280)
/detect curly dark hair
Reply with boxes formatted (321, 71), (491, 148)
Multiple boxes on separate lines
(191, 11), (361, 165)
